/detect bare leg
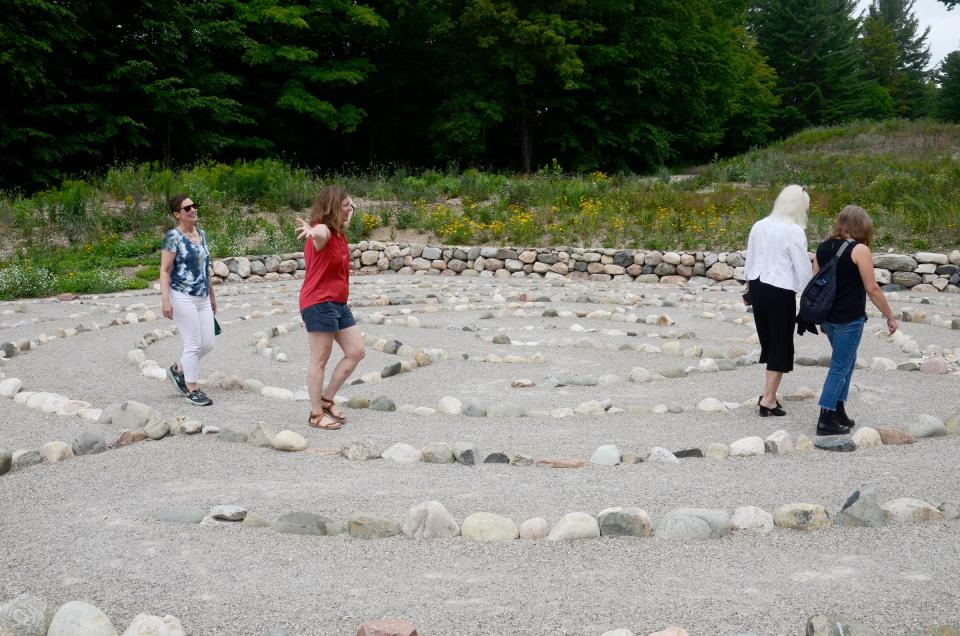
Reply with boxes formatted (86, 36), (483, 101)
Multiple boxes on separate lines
(322, 325), (366, 413)
(761, 370), (783, 408)
(307, 332), (335, 416)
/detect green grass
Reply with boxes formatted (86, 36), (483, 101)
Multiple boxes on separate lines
(1, 118), (958, 299)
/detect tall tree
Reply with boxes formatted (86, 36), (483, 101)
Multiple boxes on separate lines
(937, 51), (960, 121)
(862, 0), (932, 117)
(749, 0), (893, 136)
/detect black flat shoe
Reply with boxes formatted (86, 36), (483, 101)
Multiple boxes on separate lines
(816, 407), (851, 435)
(758, 395), (786, 417)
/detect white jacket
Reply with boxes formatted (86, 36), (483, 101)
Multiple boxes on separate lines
(745, 217), (812, 293)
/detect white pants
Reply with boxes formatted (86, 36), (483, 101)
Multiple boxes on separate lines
(170, 290), (215, 384)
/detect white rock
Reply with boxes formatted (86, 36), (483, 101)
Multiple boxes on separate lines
(646, 447), (679, 464)
(883, 498), (944, 523)
(870, 357), (897, 371)
(460, 512), (519, 541)
(547, 512), (601, 541)
(437, 396), (463, 415)
(141, 366), (166, 380)
(383, 443), (421, 463)
(41, 441), (74, 462)
(519, 517), (549, 540)
(698, 358), (720, 373)
(550, 408), (575, 418)
(400, 501), (460, 539)
(730, 436), (765, 457)
(48, 601), (117, 636)
(731, 505), (774, 533)
(575, 400), (606, 416)
(764, 430), (793, 455)
(272, 430), (307, 452)
(261, 386), (294, 400)
(0, 377), (23, 398)
(413, 406), (437, 416)
(851, 427), (882, 449)
(122, 614), (186, 636)
(590, 444), (621, 466)
(628, 367), (652, 383)
(697, 397), (726, 412)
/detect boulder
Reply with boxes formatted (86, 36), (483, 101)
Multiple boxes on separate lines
(773, 503), (830, 530)
(598, 507), (652, 537)
(460, 512), (519, 541)
(0, 593), (53, 636)
(47, 601), (117, 636)
(547, 512), (601, 541)
(837, 485), (886, 528)
(347, 513), (402, 539)
(400, 501), (460, 539)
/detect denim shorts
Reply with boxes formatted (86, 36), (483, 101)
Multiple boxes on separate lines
(301, 302), (356, 333)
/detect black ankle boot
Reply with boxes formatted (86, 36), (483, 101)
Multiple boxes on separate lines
(817, 408), (851, 436)
(836, 401), (855, 428)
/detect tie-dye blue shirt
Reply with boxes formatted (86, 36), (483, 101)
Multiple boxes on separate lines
(162, 228), (210, 297)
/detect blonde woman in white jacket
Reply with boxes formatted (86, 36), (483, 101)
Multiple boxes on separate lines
(744, 184), (813, 417)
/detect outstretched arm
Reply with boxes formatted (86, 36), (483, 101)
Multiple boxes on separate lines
(296, 218), (331, 252)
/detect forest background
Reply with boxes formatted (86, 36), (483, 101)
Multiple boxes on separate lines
(1, 0), (960, 298)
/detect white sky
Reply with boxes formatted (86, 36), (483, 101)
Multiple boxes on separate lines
(857, 0), (960, 68)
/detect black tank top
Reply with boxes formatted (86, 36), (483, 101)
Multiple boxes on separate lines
(815, 238), (866, 324)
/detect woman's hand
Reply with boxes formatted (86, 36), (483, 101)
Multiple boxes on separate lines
(886, 316), (899, 335)
(210, 297), (217, 315)
(295, 217), (317, 241)
(162, 299), (173, 319)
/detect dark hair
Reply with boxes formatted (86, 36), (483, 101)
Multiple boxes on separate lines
(169, 194), (190, 216)
(309, 186), (350, 233)
(830, 205), (873, 248)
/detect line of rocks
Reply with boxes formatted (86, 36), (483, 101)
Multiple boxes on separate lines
(155, 486), (959, 544)
(208, 244), (960, 293)
(0, 595), (187, 636)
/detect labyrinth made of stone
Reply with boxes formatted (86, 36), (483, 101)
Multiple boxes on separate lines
(1, 274), (959, 636)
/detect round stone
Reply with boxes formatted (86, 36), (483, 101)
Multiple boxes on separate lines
(272, 430), (307, 452)
(461, 512), (519, 541)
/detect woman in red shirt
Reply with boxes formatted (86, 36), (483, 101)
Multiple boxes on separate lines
(296, 186), (365, 430)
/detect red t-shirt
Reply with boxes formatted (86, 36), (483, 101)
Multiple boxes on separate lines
(299, 229), (350, 310)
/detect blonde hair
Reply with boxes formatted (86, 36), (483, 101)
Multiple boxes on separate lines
(309, 185), (350, 233)
(830, 204), (873, 247)
(768, 184), (809, 228)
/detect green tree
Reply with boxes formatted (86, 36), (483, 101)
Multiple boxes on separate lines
(937, 51), (960, 121)
(862, 0), (932, 117)
(750, 0), (893, 135)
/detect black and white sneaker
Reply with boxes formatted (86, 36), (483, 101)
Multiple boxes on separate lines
(167, 364), (188, 394)
(185, 389), (213, 406)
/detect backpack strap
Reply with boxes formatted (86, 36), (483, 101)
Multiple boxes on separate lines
(832, 238), (854, 261)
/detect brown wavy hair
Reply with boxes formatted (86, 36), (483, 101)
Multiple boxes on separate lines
(309, 186), (350, 234)
(830, 205), (873, 248)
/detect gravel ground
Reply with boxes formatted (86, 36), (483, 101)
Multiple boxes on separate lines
(1, 276), (959, 635)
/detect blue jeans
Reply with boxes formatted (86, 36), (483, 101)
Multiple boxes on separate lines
(818, 317), (865, 410)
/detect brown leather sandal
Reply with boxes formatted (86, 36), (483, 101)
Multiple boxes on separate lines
(308, 411), (342, 430)
(320, 396), (346, 423)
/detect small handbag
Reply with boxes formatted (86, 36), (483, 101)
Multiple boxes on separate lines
(214, 318), (222, 336)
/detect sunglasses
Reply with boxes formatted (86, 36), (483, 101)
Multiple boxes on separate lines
(181, 204), (197, 212)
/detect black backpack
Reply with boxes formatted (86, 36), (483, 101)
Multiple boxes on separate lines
(798, 238), (854, 325)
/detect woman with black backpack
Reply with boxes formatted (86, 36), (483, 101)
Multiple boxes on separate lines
(812, 205), (898, 435)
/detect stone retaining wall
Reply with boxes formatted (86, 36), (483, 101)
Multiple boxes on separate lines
(211, 243), (960, 293)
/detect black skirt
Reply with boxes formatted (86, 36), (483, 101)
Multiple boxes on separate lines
(749, 278), (796, 373)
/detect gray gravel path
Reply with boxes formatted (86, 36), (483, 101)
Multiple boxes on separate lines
(1, 276), (959, 635)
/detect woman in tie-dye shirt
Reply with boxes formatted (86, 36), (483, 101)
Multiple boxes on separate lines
(160, 194), (217, 406)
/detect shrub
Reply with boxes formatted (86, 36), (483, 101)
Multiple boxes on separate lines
(0, 263), (56, 300)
